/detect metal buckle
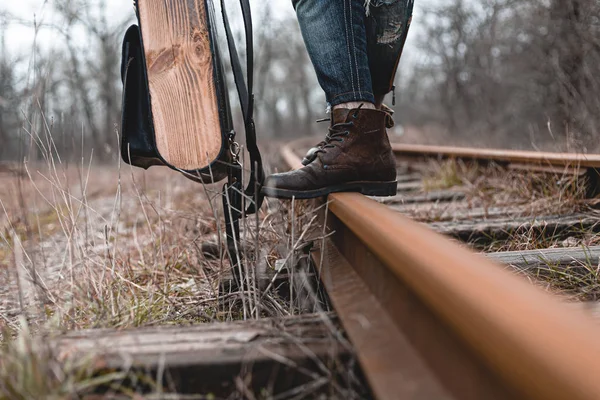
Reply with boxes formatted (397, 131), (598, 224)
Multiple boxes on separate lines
(227, 131), (241, 165)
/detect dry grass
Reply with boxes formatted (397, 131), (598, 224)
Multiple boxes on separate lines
(418, 158), (600, 299)
(468, 166), (588, 218)
(0, 121), (364, 398)
(0, 154), (326, 331)
(523, 258), (600, 301)
(0, 173), (363, 397)
(419, 159), (590, 219)
(422, 159), (476, 191)
(0, 317), (138, 399)
(465, 164), (592, 253)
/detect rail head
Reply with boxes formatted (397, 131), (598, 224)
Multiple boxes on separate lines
(280, 141), (600, 400)
(392, 143), (600, 168)
(329, 192), (600, 400)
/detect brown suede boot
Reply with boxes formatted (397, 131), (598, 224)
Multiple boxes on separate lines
(262, 107), (397, 199)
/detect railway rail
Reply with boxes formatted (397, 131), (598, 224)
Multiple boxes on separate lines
(391, 143), (600, 168)
(281, 141), (600, 400)
(392, 143), (600, 198)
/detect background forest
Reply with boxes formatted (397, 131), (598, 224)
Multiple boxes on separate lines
(0, 0), (599, 163)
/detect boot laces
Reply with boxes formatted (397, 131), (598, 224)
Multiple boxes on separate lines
(303, 120), (352, 162)
(316, 106), (364, 150)
(320, 121), (353, 150)
(302, 106), (363, 165)
(301, 121), (355, 165)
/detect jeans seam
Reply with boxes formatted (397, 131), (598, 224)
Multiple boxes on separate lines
(349, 0), (362, 94)
(331, 90), (374, 100)
(343, 0), (356, 97)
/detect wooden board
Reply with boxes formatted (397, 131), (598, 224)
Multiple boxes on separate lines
(430, 213), (599, 240)
(54, 313), (341, 368)
(486, 245), (600, 272)
(53, 314), (352, 395)
(396, 204), (524, 223)
(378, 190), (465, 205)
(138, 0), (221, 170)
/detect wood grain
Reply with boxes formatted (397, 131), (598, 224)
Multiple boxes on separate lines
(53, 314), (343, 369)
(52, 314), (351, 395)
(430, 213), (598, 240)
(486, 245), (600, 272)
(138, 0), (221, 170)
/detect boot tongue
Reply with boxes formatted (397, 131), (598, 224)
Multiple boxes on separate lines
(301, 109), (352, 166)
(331, 108), (352, 126)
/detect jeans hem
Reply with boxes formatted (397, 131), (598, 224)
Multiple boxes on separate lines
(329, 91), (375, 107)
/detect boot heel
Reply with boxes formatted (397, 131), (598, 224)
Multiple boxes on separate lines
(359, 181), (397, 197)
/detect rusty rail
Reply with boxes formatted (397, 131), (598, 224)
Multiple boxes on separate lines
(392, 143), (600, 168)
(281, 143), (600, 400)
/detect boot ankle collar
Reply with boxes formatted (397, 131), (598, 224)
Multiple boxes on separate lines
(331, 108), (352, 125)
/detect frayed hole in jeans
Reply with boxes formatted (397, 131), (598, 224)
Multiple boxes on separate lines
(377, 20), (404, 45)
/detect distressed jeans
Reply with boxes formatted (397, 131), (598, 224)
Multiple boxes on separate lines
(292, 0), (414, 107)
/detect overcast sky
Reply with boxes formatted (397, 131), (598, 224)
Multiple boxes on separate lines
(2, 0), (132, 53)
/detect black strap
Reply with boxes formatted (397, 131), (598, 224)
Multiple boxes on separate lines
(220, 0), (264, 214)
(223, 162), (244, 286)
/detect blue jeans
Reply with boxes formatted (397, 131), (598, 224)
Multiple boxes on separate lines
(292, 0), (414, 107)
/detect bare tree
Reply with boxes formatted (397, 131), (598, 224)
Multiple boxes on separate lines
(400, 0), (600, 151)
(0, 14), (23, 160)
(52, 0), (129, 160)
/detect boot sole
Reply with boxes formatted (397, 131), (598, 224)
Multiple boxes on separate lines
(262, 181), (397, 200)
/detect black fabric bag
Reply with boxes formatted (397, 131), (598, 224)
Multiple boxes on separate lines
(120, 0), (263, 213)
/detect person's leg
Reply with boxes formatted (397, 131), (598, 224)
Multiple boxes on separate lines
(261, 0), (399, 199)
(365, 0), (415, 108)
(291, 0), (375, 109)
